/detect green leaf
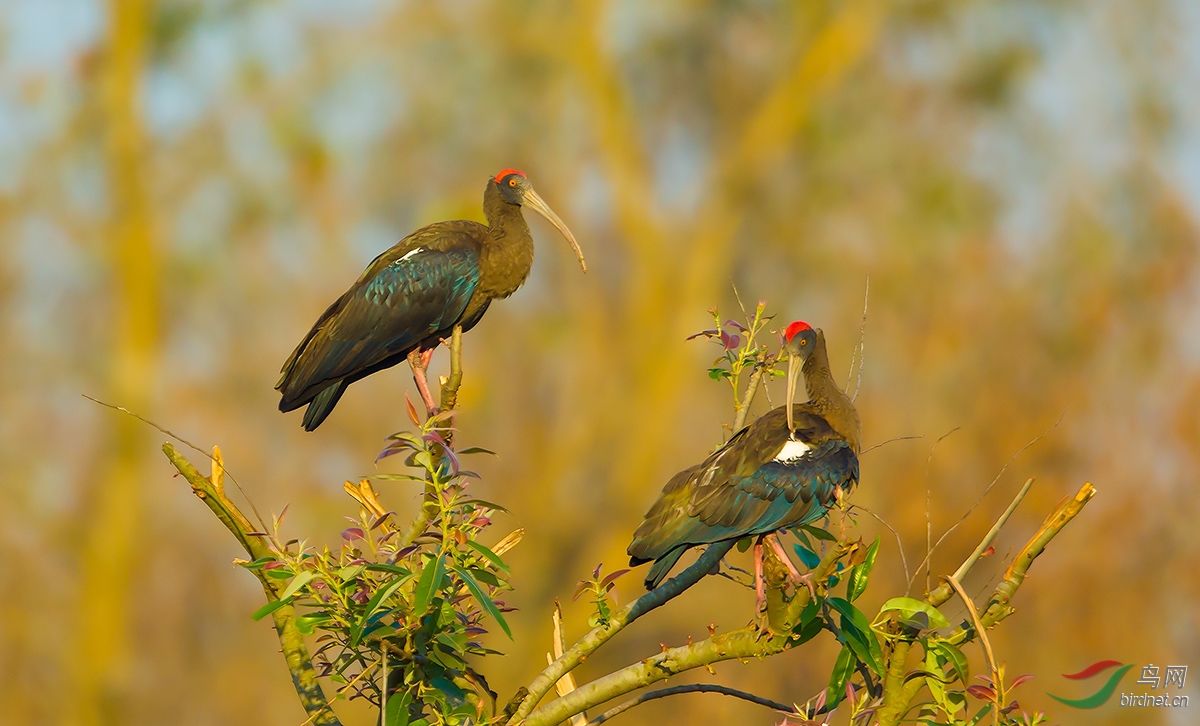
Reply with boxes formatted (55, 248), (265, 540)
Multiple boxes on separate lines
(250, 598), (290, 621)
(296, 613), (332, 635)
(412, 450), (434, 472)
(801, 525), (838, 543)
(466, 567), (502, 588)
(453, 565), (512, 639)
(465, 540), (511, 573)
(735, 537), (753, 553)
(456, 446), (497, 456)
(338, 563), (366, 582)
(372, 473), (429, 483)
(792, 543), (821, 569)
(384, 690), (412, 726)
(240, 556), (277, 570)
(350, 572), (417, 646)
(826, 644), (856, 707)
(847, 536), (880, 601)
(365, 564), (413, 577)
(459, 499), (511, 514)
(278, 571), (315, 601)
(413, 552), (446, 615)
(933, 640), (970, 684)
(829, 597), (884, 675)
(879, 597), (951, 629)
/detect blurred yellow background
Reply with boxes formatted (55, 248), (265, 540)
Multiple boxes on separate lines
(1, 0), (1198, 724)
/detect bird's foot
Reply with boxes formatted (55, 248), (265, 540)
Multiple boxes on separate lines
(766, 533), (818, 599)
(407, 349), (439, 416)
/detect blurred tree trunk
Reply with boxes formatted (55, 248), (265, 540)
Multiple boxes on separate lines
(72, 0), (158, 723)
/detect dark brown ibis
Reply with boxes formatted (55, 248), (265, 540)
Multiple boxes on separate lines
(627, 321), (861, 604)
(277, 169), (586, 430)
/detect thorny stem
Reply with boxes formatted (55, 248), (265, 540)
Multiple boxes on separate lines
(509, 541), (738, 722)
(162, 444), (342, 726)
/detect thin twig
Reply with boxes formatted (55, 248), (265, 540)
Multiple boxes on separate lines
(83, 394), (270, 532)
(919, 427), (960, 594)
(851, 504), (910, 585)
(851, 271), (869, 401)
(910, 417), (1062, 594)
(585, 683), (797, 725)
(860, 434), (923, 455)
(943, 575), (1000, 726)
(952, 475), (1027, 585)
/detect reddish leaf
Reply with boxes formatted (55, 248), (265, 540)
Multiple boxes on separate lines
(723, 319), (748, 332)
(405, 394), (420, 426)
(572, 581), (589, 601)
(1009, 674), (1035, 689)
(965, 685), (996, 700)
(600, 569), (631, 588)
(686, 329), (719, 341)
(982, 546), (995, 557)
(341, 527), (365, 541)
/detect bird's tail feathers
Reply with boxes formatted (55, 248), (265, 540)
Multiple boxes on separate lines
(301, 381), (348, 431)
(644, 547), (687, 590)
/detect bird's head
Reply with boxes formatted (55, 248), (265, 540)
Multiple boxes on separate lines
(493, 168), (587, 272)
(782, 320), (817, 436)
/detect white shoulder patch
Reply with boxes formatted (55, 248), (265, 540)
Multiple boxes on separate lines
(396, 247), (423, 263)
(774, 439), (812, 463)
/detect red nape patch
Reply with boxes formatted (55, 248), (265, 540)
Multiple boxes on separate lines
(784, 320), (813, 341)
(493, 168), (527, 182)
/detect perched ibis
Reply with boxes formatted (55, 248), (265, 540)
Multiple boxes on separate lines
(277, 169), (586, 430)
(627, 321), (861, 603)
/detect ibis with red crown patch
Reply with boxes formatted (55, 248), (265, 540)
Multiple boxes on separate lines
(627, 321), (861, 608)
(277, 169), (586, 430)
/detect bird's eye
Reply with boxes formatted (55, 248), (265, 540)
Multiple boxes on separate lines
(508, 178), (518, 187)
(800, 339), (808, 345)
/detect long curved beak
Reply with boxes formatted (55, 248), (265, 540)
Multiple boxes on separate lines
(785, 352), (801, 438)
(523, 187), (587, 273)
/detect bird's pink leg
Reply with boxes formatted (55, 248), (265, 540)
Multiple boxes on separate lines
(753, 542), (766, 612)
(768, 532), (818, 599)
(407, 348), (438, 415)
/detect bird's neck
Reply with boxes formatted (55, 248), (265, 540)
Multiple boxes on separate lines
(480, 181), (535, 299)
(803, 334), (862, 452)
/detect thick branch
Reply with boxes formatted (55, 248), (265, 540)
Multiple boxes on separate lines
(586, 683), (795, 725)
(509, 541), (736, 722)
(163, 444), (341, 726)
(946, 482), (1096, 645)
(520, 542), (855, 726)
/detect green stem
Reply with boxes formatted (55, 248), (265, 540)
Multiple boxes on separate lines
(508, 542), (736, 722)
(519, 542), (854, 726)
(163, 444), (341, 726)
